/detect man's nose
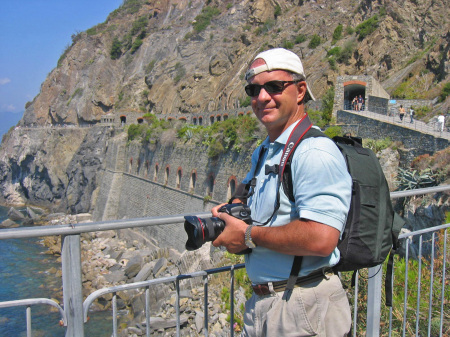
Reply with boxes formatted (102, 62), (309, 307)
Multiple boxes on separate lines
(257, 87), (271, 101)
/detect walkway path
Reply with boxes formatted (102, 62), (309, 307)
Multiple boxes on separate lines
(343, 109), (450, 141)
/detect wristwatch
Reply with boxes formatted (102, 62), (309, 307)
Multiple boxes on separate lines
(245, 225), (256, 248)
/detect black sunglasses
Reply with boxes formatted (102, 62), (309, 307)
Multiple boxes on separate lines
(245, 80), (298, 97)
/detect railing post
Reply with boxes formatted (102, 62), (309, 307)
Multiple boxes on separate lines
(61, 234), (84, 337)
(366, 266), (382, 337)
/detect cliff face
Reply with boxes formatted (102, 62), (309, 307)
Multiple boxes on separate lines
(0, 127), (113, 212)
(20, 0), (449, 126)
(1, 0), (449, 212)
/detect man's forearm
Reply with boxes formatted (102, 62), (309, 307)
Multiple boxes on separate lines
(250, 219), (340, 256)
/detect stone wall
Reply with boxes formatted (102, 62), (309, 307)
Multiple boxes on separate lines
(368, 96), (389, 115)
(93, 132), (255, 251)
(337, 110), (449, 163)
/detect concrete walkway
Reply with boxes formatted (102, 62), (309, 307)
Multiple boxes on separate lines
(343, 109), (450, 140)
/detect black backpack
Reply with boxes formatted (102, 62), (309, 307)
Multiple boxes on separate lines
(239, 115), (405, 305)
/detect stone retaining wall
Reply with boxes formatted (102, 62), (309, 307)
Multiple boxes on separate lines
(337, 110), (449, 163)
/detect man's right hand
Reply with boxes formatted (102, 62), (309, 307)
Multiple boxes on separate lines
(211, 211), (248, 254)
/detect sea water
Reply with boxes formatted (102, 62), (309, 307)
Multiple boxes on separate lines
(0, 206), (113, 336)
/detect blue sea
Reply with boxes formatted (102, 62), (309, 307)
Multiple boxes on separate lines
(0, 205), (113, 336)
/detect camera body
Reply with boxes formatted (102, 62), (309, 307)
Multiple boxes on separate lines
(184, 203), (252, 251)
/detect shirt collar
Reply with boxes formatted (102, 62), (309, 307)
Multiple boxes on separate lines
(261, 120), (302, 148)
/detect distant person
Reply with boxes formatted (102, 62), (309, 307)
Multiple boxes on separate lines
(438, 114), (445, 132)
(352, 96), (357, 111)
(399, 105), (405, 122)
(409, 107), (415, 123)
(357, 95), (364, 111)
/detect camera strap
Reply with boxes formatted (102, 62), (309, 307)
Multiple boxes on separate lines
(251, 114), (313, 226)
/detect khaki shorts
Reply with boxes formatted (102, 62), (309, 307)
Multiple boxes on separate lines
(241, 274), (351, 337)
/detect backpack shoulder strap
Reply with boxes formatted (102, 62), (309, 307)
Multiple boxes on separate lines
(282, 128), (328, 202)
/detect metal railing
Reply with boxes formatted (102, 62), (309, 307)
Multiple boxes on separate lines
(0, 185), (449, 337)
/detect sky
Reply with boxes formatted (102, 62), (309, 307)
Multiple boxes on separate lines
(0, 0), (123, 138)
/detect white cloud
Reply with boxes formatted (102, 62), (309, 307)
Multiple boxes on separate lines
(0, 78), (11, 85)
(1, 104), (17, 112)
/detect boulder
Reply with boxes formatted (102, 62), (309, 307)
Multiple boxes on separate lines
(124, 254), (143, 278)
(8, 207), (25, 221)
(134, 262), (154, 282)
(0, 219), (19, 228)
(153, 257), (168, 278)
(26, 207), (40, 220)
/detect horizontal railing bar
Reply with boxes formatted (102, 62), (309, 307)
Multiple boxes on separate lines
(398, 223), (449, 239)
(390, 184), (450, 199)
(0, 298), (67, 326)
(0, 211), (211, 240)
(83, 263), (245, 322)
(2, 185), (450, 241)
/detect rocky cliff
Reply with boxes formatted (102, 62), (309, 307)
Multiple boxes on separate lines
(20, 0), (449, 126)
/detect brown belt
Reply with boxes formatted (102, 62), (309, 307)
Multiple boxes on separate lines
(252, 269), (334, 296)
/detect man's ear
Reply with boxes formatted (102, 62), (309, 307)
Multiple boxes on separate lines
(296, 81), (307, 104)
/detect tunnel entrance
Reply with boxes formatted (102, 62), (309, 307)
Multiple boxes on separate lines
(343, 81), (366, 110)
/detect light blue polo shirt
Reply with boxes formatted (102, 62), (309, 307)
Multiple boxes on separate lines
(242, 120), (352, 284)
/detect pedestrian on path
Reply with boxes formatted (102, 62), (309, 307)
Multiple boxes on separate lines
(357, 95), (364, 111)
(438, 115), (445, 132)
(399, 105), (405, 122)
(409, 107), (414, 123)
(352, 97), (357, 111)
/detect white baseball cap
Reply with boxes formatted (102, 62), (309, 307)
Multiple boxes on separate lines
(245, 48), (316, 101)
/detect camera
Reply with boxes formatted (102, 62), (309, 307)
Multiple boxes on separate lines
(184, 203), (252, 251)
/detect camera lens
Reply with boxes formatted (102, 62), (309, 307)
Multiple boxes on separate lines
(184, 216), (225, 250)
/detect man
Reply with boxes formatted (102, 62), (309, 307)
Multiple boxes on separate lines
(211, 48), (352, 336)
(357, 95), (364, 111)
(438, 114), (445, 132)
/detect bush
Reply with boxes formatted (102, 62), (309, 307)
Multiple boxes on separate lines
(363, 137), (393, 153)
(123, 0), (142, 14)
(328, 57), (337, 70)
(439, 82), (450, 102)
(131, 16), (148, 36)
(413, 106), (431, 120)
(396, 167), (438, 190)
(295, 34), (307, 44)
(332, 24), (343, 43)
(355, 15), (379, 40)
(327, 47), (341, 57)
(324, 125), (342, 138)
(282, 39), (294, 50)
(308, 34), (321, 49)
(239, 96), (251, 107)
(336, 40), (355, 64)
(321, 86), (335, 124)
(130, 38), (143, 54)
(192, 6), (220, 33)
(110, 37), (122, 60)
(274, 5), (281, 18)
